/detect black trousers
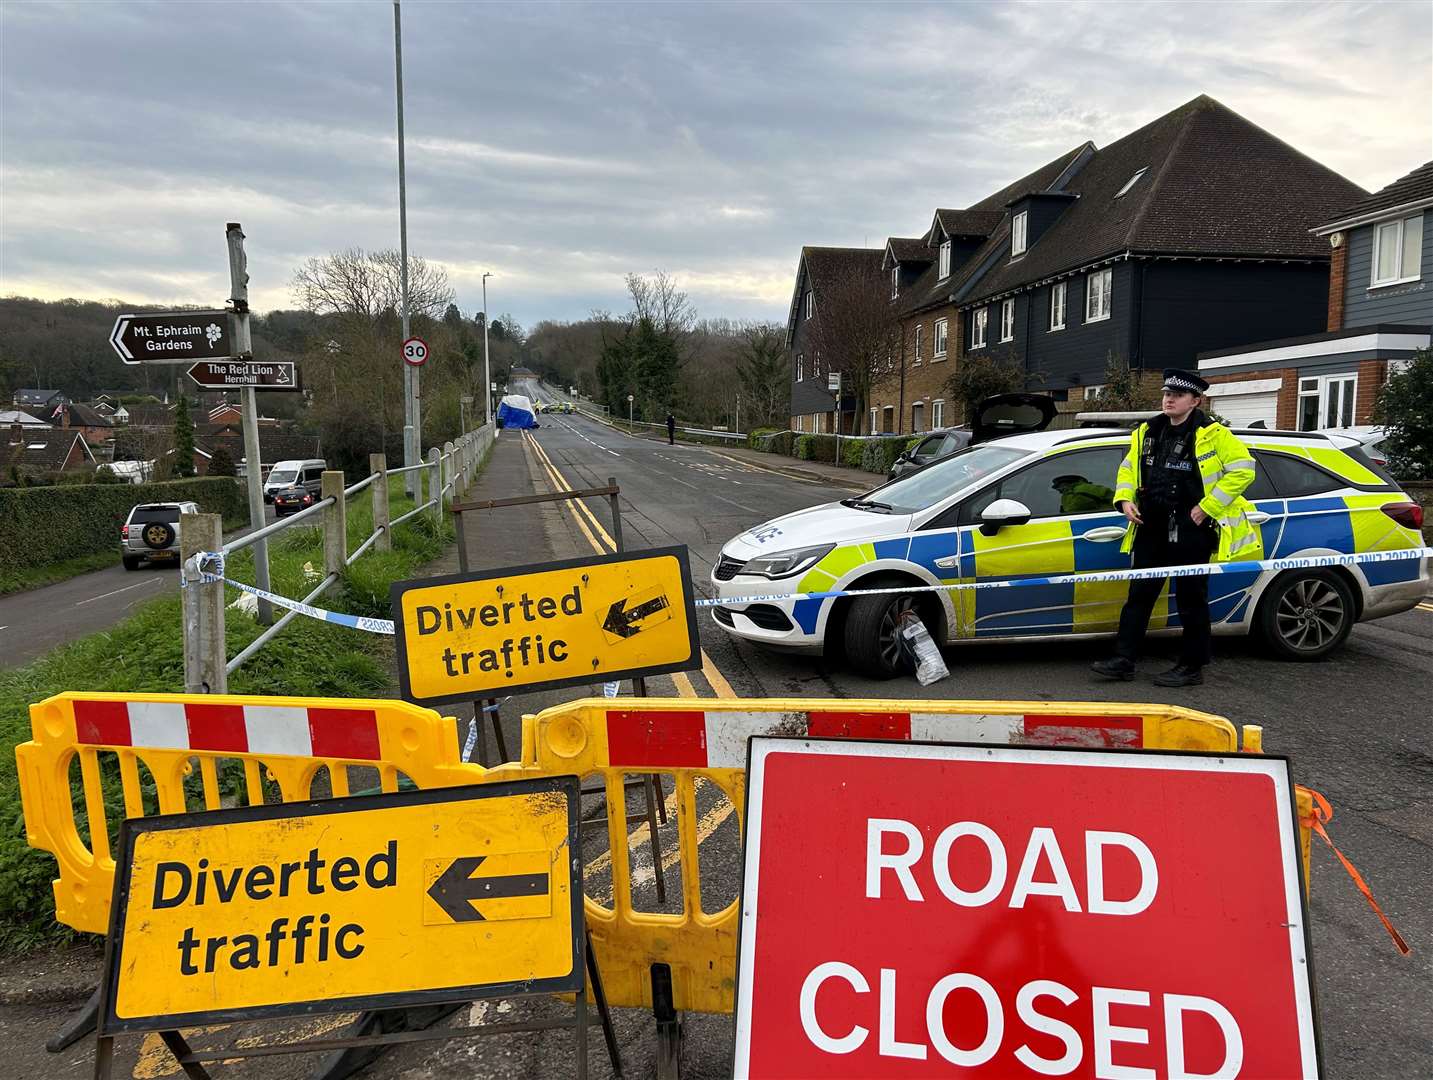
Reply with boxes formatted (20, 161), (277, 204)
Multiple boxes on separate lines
(1115, 512), (1217, 668)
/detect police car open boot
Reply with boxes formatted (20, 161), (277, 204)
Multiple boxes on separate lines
(1153, 663), (1203, 687)
(1090, 656), (1136, 680)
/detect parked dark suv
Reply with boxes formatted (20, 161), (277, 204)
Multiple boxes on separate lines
(121, 502), (197, 570)
(888, 393), (1058, 479)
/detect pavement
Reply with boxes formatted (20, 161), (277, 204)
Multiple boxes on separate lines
(4, 390), (1432, 1078)
(0, 502), (278, 671)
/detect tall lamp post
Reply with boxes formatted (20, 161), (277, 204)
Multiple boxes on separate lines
(393, 0), (417, 494)
(481, 272), (493, 424)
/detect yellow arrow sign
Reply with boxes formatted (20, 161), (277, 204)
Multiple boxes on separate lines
(391, 546), (699, 704)
(101, 779), (581, 1033)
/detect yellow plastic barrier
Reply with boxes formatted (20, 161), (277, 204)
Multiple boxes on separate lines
(16, 691), (474, 936)
(20, 692), (1299, 1018)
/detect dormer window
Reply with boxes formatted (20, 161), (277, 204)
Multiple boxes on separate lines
(1114, 167), (1148, 198)
(938, 240), (952, 279)
(890, 266), (899, 300)
(1011, 211), (1028, 257)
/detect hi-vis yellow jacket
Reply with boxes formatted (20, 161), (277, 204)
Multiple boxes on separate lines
(1113, 418), (1265, 562)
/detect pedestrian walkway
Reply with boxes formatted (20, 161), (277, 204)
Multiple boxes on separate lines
(701, 442), (873, 490)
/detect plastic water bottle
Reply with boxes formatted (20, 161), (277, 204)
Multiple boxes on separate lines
(900, 611), (950, 686)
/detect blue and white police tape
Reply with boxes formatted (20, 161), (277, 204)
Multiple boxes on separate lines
(690, 546), (1433, 608)
(185, 546), (1430, 636)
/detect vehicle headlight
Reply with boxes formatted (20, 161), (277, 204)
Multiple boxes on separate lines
(741, 544), (834, 579)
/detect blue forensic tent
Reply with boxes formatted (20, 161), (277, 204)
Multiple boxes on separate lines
(496, 394), (537, 429)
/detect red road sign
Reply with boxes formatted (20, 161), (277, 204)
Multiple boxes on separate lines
(402, 336), (429, 367)
(734, 739), (1318, 1079)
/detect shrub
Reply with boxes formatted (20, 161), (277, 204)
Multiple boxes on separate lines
(1374, 347), (1433, 480)
(842, 437), (867, 469)
(747, 427), (779, 448)
(0, 477), (247, 581)
(753, 430), (794, 456)
(860, 437), (909, 474)
(793, 434), (815, 460)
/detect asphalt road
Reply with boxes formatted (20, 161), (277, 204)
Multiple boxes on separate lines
(6, 388), (1429, 1078)
(0, 503), (276, 670)
(516, 388), (1433, 1079)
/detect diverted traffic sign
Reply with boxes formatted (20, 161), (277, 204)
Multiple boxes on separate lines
(187, 359), (299, 391)
(734, 739), (1319, 1079)
(99, 777), (581, 1031)
(391, 546), (699, 705)
(110, 311), (237, 365)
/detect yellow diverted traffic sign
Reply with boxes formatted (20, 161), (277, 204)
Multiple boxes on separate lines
(390, 546), (700, 705)
(100, 778), (581, 1033)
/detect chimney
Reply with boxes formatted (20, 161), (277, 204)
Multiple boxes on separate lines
(59, 403), (70, 430)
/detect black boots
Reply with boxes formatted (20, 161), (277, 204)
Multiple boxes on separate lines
(1153, 664), (1204, 687)
(1090, 657), (1136, 681)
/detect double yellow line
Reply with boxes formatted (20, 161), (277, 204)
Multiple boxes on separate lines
(523, 431), (736, 698)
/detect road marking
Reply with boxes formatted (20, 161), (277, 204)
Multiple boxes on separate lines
(707, 448), (866, 490)
(528, 431), (737, 699)
(550, 413), (622, 456)
(672, 670), (699, 696)
(75, 578), (160, 606)
(1417, 602), (1433, 613)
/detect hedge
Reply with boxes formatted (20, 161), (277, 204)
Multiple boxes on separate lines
(0, 477), (247, 579)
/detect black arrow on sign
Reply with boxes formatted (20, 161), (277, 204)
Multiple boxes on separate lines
(426, 856), (549, 923)
(603, 594), (671, 639)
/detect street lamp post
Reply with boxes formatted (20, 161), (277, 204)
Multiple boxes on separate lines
(482, 272), (493, 425)
(393, 0), (417, 494)
(627, 393), (634, 430)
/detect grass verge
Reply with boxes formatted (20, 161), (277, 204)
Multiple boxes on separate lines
(0, 488), (458, 954)
(0, 552), (126, 597)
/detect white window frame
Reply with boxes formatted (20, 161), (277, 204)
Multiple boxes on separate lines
(890, 265), (899, 300)
(1298, 373), (1358, 431)
(931, 399), (945, 428)
(1011, 211), (1028, 256)
(933, 317), (948, 359)
(911, 401), (925, 433)
(938, 239), (952, 279)
(882, 404), (894, 433)
(1049, 282), (1066, 331)
(1370, 214), (1423, 287)
(1114, 167), (1148, 199)
(1084, 383), (1105, 400)
(1085, 268), (1112, 322)
(804, 290), (814, 319)
(795, 414), (806, 432)
(796, 353), (804, 382)
(1000, 299), (1015, 343)
(813, 354), (822, 378)
(971, 307), (988, 349)
(913, 324), (923, 364)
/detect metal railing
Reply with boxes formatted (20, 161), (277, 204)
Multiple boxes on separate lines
(181, 423), (496, 693)
(573, 406), (746, 442)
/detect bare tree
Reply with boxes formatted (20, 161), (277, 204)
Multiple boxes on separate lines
(625, 271), (696, 338)
(291, 248), (454, 322)
(805, 259), (902, 434)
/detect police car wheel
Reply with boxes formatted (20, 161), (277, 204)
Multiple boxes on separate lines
(844, 592), (917, 679)
(1257, 570), (1354, 661)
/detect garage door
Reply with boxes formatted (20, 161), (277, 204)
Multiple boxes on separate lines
(1207, 379), (1280, 428)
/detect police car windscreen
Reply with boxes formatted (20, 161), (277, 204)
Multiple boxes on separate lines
(871, 444), (1026, 513)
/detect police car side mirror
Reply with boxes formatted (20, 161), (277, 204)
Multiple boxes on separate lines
(979, 498), (1032, 536)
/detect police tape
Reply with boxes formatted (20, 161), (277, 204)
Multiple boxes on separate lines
(185, 547), (1431, 637)
(695, 546), (1433, 608)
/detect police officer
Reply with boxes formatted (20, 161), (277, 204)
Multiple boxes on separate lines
(666, 413), (677, 445)
(1092, 369), (1263, 687)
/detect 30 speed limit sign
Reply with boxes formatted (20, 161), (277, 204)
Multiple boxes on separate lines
(402, 337), (429, 367)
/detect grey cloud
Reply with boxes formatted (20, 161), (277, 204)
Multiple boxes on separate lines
(2, 0), (1429, 326)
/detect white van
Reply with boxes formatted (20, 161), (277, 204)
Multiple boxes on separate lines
(262, 458), (327, 503)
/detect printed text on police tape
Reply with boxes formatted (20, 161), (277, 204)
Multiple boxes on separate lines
(798, 818), (1241, 1075)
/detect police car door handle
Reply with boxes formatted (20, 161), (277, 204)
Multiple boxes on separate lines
(1247, 511), (1272, 524)
(1081, 526), (1128, 542)
(934, 556), (959, 569)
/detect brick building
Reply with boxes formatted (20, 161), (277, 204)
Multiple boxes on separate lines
(1197, 160), (1432, 428)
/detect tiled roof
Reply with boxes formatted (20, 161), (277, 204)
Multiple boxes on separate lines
(13, 389), (63, 406)
(1316, 160), (1433, 230)
(886, 237), (933, 266)
(122, 404), (176, 427)
(198, 432), (321, 465)
(932, 209), (1004, 239)
(63, 403), (114, 428)
(4, 428), (91, 469)
(959, 95), (1365, 306)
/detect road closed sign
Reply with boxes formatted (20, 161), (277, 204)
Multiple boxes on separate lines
(734, 739), (1319, 1079)
(391, 546), (699, 704)
(100, 778), (581, 1032)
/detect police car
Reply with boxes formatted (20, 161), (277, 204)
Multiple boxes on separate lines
(711, 427), (1427, 677)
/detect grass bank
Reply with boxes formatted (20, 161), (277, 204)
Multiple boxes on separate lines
(0, 552), (120, 596)
(0, 488), (457, 953)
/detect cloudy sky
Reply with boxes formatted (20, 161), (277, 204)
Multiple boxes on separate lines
(2, 1), (1429, 328)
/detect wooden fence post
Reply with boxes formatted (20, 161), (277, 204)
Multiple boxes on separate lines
(322, 470), (346, 576)
(370, 453), (391, 552)
(181, 512), (226, 694)
(428, 447), (442, 524)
